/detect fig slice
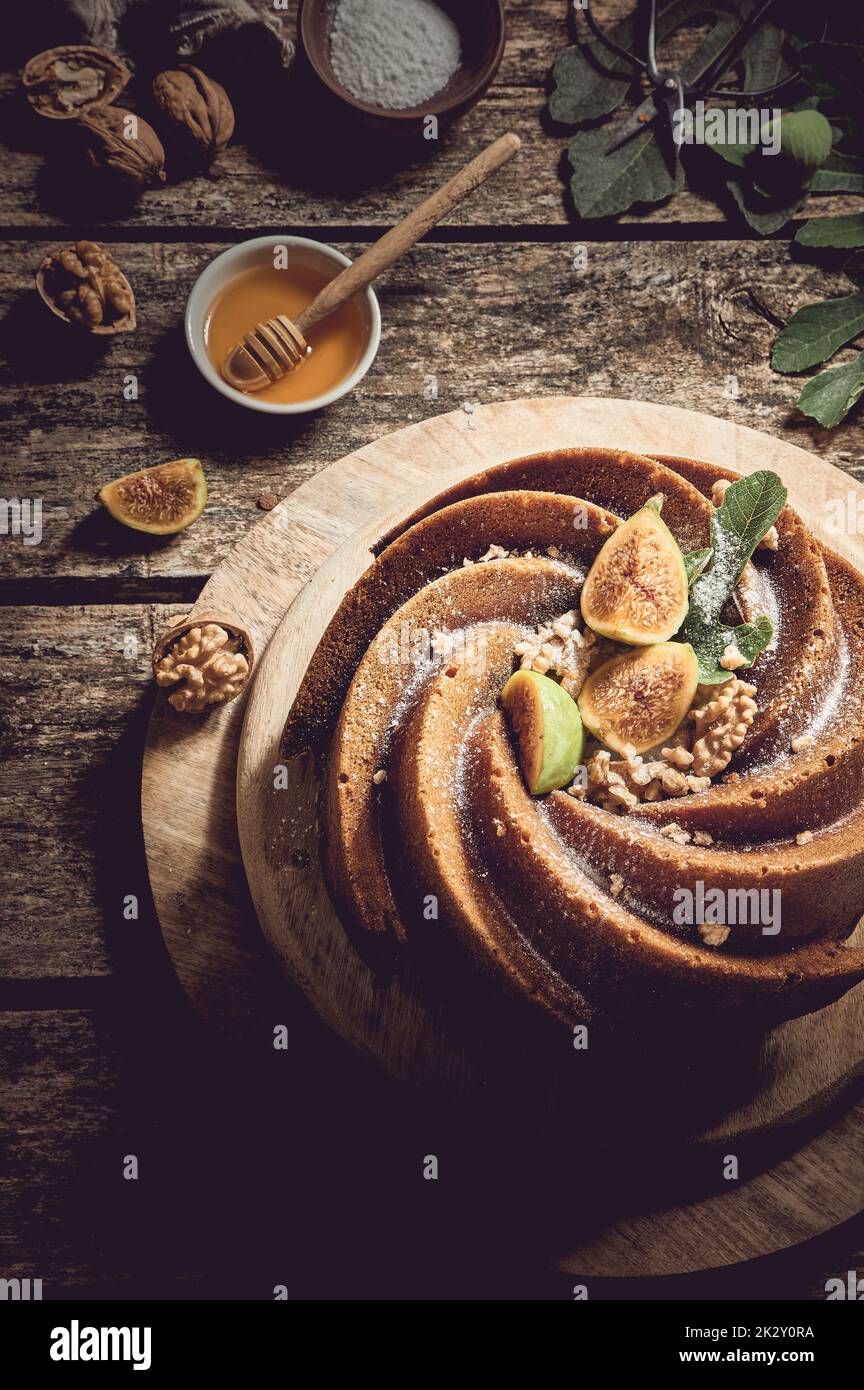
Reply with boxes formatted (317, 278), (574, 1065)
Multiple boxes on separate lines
(580, 499), (689, 644)
(501, 669), (584, 795)
(99, 458), (207, 535)
(577, 642), (699, 756)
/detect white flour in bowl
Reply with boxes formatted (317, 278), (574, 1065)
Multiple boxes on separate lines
(329, 0), (462, 110)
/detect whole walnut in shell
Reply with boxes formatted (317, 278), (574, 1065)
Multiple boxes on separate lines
(77, 106), (166, 193)
(152, 65), (235, 171)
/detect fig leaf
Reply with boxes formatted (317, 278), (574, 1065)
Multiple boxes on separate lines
(683, 547), (713, 587)
(690, 615), (775, 686)
(680, 471), (786, 682)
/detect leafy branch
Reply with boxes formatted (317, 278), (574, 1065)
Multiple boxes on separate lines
(548, 6), (864, 426)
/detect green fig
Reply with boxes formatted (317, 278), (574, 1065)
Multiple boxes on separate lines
(502, 669), (584, 795)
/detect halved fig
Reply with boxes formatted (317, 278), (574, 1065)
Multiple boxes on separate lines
(99, 458), (207, 535)
(501, 669), (584, 795)
(577, 642), (698, 756)
(581, 499), (689, 644)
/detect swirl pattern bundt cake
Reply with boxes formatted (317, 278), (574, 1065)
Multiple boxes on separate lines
(283, 449), (864, 1028)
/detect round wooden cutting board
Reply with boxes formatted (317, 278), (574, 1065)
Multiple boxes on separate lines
(142, 397), (864, 1278)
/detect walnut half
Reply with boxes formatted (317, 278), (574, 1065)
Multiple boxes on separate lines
(36, 240), (136, 334)
(153, 612), (254, 714)
(22, 45), (131, 119)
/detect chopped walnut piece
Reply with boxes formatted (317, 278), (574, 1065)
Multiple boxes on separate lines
(513, 608), (596, 697)
(662, 743), (694, 768)
(372, 769), (387, 785)
(796, 830), (814, 846)
(691, 679), (758, 778)
(759, 526), (779, 551)
(660, 821), (691, 845)
(719, 643), (747, 670)
(478, 543), (509, 563)
(155, 623), (249, 713)
(698, 922), (730, 946)
(791, 733), (815, 753)
(609, 873), (624, 898)
(693, 830), (714, 846)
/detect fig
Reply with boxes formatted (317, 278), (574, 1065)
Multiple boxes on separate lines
(501, 669), (584, 795)
(580, 499), (689, 645)
(577, 642), (698, 756)
(99, 458), (207, 535)
(754, 110), (833, 197)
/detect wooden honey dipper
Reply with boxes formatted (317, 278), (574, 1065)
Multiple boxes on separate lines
(221, 133), (521, 393)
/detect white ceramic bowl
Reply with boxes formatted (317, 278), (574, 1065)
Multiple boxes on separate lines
(185, 235), (381, 415)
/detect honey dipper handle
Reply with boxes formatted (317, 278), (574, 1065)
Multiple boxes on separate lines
(294, 133), (521, 336)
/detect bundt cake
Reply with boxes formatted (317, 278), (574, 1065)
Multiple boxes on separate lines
(282, 449), (864, 1028)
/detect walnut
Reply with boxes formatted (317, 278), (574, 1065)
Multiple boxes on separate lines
(36, 240), (136, 333)
(77, 107), (166, 194)
(153, 614), (253, 714)
(698, 922), (730, 947)
(22, 45), (130, 119)
(660, 821), (691, 844)
(691, 679), (758, 778)
(152, 65), (235, 171)
(514, 608), (599, 697)
(796, 830), (814, 846)
(719, 643), (747, 670)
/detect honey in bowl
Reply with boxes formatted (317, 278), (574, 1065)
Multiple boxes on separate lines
(204, 261), (369, 405)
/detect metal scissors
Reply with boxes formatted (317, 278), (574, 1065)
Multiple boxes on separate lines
(580, 0), (813, 174)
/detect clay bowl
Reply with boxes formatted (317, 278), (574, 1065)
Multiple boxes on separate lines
(298, 0), (506, 136)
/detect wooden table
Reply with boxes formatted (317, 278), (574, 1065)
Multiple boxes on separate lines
(1, 0), (861, 1298)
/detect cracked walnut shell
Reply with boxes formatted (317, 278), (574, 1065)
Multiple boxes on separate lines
(36, 240), (136, 334)
(152, 65), (235, 171)
(153, 612), (254, 714)
(22, 45), (131, 119)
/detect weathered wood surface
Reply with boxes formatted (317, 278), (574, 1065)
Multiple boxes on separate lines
(1, 0), (860, 232)
(0, 604), (173, 977)
(1, 1007), (862, 1295)
(2, 239), (862, 596)
(2, 0), (863, 1298)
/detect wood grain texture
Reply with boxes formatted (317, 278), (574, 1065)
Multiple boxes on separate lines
(560, 1105), (864, 1278)
(1, 0), (860, 232)
(0, 604), (183, 977)
(2, 240), (862, 593)
(0, 1011), (120, 1285)
(143, 396), (864, 1275)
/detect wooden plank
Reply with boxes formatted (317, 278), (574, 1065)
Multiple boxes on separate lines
(1, 1008), (861, 1295)
(0, 605), (178, 978)
(2, 238), (862, 593)
(1, 0), (860, 230)
(0, 1011), (120, 1285)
